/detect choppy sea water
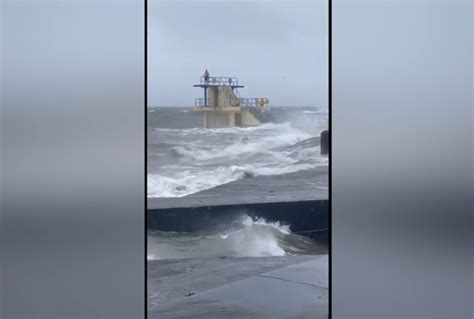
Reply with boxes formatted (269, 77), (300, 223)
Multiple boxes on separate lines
(147, 106), (328, 259)
(148, 107), (328, 197)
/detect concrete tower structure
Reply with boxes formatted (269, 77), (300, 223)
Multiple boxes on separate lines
(193, 73), (272, 128)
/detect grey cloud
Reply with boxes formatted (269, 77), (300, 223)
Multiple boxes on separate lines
(148, 0), (328, 107)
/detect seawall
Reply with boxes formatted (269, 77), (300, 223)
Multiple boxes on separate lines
(147, 168), (329, 242)
(148, 199), (328, 243)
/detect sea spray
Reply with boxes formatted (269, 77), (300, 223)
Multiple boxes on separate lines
(147, 215), (323, 260)
(148, 122), (327, 197)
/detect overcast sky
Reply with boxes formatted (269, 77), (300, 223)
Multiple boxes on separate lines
(148, 0), (328, 107)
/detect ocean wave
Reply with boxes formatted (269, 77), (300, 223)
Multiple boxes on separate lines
(154, 122), (293, 135)
(147, 166), (247, 197)
(148, 122), (327, 197)
(166, 123), (311, 162)
(147, 215), (323, 260)
(147, 160), (324, 198)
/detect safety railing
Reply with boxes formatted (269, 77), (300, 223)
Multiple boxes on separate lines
(198, 76), (240, 86)
(225, 97), (272, 122)
(195, 98), (214, 107)
(225, 98), (269, 108)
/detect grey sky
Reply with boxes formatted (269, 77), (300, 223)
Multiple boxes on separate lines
(148, 0), (328, 107)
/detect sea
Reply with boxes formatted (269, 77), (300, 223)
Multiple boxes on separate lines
(147, 106), (328, 260)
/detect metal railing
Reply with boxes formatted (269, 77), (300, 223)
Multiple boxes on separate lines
(195, 97), (269, 108)
(246, 104), (273, 123)
(195, 98), (214, 107)
(198, 76), (240, 86)
(194, 96), (273, 122)
(225, 98), (269, 108)
(225, 97), (272, 122)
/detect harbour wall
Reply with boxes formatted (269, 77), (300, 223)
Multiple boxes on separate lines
(147, 199), (329, 243)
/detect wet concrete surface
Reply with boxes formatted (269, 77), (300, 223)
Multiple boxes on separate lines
(148, 255), (328, 319)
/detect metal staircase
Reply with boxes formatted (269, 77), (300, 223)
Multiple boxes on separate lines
(246, 104), (273, 123)
(225, 98), (273, 123)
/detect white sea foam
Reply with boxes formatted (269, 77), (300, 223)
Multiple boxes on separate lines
(148, 122), (326, 197)
(147, 159), (325, 198)
(147, 166), (248, 197)
(147, 215), (293, 260)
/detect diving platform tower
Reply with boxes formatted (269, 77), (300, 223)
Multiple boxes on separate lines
(193, 72), (272, 128)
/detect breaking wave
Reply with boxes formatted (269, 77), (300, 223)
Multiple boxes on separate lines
(147, 215), (324, 260)
(147, 123), (327, 198)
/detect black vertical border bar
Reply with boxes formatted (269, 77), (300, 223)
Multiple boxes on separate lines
(328, 0), (332, 317)
(144, 0), (148, 317)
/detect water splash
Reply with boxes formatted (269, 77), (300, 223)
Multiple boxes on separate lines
(147, 215), (324, 260)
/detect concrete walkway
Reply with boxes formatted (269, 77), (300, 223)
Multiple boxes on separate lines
(148, 255), (328, 319)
